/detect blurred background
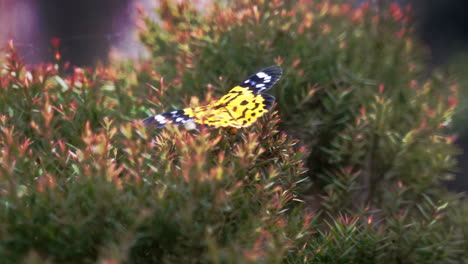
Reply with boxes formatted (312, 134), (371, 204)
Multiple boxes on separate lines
(0, 0), (467, 191)
(0, 0), (151, 64)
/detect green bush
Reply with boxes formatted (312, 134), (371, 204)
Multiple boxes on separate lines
(0, 0), (466, 263)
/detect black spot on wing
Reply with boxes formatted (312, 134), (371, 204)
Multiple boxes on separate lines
(239, 66), (282, 94)
(213, 104), (225, 110)
(237, 107), (249, 120)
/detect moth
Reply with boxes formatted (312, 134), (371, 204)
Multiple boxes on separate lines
(144, 66), (282, 128)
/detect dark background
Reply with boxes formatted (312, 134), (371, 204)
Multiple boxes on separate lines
(412, 0), (468, 192)
(38, 0), (133, 65)
(1, 0), (467, 68)
(1, 0), (467, 191)
(0, 0), (139, 64)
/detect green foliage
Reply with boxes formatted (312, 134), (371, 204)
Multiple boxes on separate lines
(0, 44), (311, 263)
(0, 0), (466, 263)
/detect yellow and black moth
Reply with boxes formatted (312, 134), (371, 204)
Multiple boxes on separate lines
(143, 66), (282, 128)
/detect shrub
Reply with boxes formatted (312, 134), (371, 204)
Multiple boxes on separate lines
(0, 0), (466, 263)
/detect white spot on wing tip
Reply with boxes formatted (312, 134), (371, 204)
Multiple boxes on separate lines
(155, 115), (168, 124)
(256, 72), (269, 78)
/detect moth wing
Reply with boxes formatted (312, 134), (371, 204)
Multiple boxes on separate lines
(143, 109), (194, 128)
(218, 87), (275, 127)
(238, 66), (282, 94)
